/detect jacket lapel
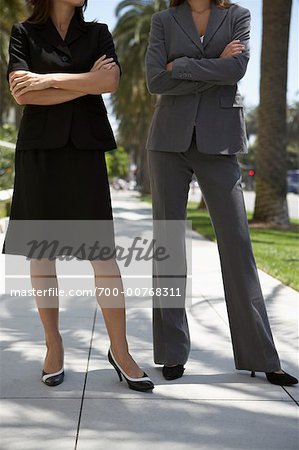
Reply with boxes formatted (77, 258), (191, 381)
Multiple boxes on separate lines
(171, 1), (229, 52)
(64, 13), (88, 45)
(29, 13), (87, 58)
(203, 2), (229, 48)
(171, 1), (204, 52)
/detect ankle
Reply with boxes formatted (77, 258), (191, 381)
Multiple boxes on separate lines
(110, 341), (129, 356)
(45, 333), (63, 347)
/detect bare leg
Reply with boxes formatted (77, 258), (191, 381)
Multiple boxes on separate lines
(30, 258), (64, 373)
(91, 258), (143, 378)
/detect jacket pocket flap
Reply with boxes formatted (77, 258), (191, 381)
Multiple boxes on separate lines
(24, 105), (51, 115)
(220, 94), (243, 108)
(155, 96), (175, 107)
(87, 103), (108, 114)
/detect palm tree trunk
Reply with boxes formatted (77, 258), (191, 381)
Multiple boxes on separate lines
(253, 0), (292, 225)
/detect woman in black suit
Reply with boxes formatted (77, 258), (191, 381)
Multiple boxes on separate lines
(3, 0), (154, 391)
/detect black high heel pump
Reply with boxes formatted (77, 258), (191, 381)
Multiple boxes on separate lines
(251, 370), (298, 386)
(108, 348), (154, 392)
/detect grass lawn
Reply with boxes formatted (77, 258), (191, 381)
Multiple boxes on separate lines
(141, 195), (298, 291)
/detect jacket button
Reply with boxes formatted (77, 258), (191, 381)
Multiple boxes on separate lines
(61, 56), (69, 62)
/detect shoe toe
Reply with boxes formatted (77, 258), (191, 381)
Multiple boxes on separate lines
(266, 370), (298, 386)
(42, 370), (64, 386)
(162, 365), (185, 380)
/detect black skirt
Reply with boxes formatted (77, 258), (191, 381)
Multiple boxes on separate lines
(2, 138), (116, 260)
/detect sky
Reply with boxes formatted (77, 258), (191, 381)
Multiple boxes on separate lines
(85, 0), (298, 108)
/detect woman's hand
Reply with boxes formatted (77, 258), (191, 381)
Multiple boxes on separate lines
(166, 61), (173, 71)
(220, 40), (245, 59)
(90, 54), (116, 72)
(10, 71), (53, 98)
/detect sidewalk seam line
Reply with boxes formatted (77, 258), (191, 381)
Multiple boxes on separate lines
(74, 306), (97, 450)
(196, 295), (229, 326)
(281, 386), (299, 406)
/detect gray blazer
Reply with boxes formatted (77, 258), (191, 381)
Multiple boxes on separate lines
(145, 1), (251, 154)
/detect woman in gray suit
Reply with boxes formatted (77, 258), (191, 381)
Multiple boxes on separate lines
(145, 0), (298, 385)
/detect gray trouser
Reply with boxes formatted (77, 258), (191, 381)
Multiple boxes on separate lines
(147, 131), (281, 372)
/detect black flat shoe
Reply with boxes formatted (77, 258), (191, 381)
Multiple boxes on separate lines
(108, 348), (154, 392)
(251, 370), (298, 386)
(41, 367), (64, 386)
(162, 364), (185, 380)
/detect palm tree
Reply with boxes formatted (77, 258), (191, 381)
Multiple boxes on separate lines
(253, 0), (293, 225)
(0, 0), (27, 32)
(112, 0), (168, 194)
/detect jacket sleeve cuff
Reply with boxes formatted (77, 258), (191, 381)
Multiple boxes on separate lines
(171, 57), (193, 80)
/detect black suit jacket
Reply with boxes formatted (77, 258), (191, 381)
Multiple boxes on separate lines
(7, 13), (121, 151)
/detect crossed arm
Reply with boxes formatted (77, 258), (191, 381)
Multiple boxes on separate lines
(145, 8), (251, 96)
(145, 13), (214, 96)
(170, 9), (251, 84)
(9, 55), (120, 106)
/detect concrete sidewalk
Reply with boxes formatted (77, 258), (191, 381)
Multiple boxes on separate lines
(0, 190), (298, 450)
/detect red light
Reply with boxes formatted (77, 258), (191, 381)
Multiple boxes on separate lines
(249, 169), (255, 177)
